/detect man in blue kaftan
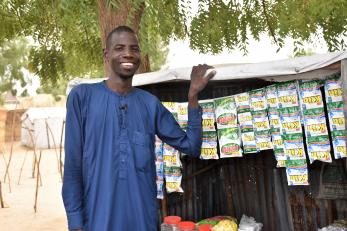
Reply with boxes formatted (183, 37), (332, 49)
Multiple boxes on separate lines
(62, 26), (216, 231)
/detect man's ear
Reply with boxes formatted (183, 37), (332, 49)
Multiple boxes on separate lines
(103, 48), (108, 62)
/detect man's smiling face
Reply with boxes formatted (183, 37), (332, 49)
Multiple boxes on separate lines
(105, 31), (141, 79)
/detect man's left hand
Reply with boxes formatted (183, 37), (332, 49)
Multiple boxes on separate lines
(189, 64), (216, 97)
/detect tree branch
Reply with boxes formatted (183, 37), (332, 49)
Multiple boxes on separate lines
(9, 2), (25, 34)
(261, 0), (278, 45)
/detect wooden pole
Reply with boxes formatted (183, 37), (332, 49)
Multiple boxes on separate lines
(26, 123), (37, 178)
(17, 149), (29, 185)
(1, 147), (12, 193)
(340, 59), (347, 171)
(0, 180), (4, 208)
(27, 125), (42, 186)
(33, 150), (42, 213)
(3, 102), (18, 188)
(45, 119), (60, 173)
(32, 147), (36, 178)
(22, 118), (37, 179)
(45, 119), (51, 149)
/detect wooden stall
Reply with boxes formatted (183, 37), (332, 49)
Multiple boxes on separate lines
(137, 52), (347, 231)
(0, 108), (26, 144)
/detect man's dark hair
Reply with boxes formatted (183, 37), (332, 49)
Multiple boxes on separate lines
(105, 26), (136, 49)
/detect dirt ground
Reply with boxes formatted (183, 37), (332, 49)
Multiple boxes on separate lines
(0, 142), (67, 231)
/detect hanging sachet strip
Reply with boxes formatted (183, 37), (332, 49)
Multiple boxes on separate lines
(325, 75), (346, 159)
(199, 99), (219, 159)
(266, 85), (286, 167)
(235, 92), (257, 153)
(299, 80), (332, 163)
(214, 96), (242, 158)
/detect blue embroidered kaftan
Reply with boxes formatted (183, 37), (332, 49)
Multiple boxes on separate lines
(62, 81), (202, 231)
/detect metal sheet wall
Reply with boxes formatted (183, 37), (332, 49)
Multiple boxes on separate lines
(165, 154), (346, 231)
(141, 80), (347, 231)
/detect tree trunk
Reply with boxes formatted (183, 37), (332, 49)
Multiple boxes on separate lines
(96, 0), (150, 75)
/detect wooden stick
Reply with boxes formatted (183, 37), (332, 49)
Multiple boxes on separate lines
(32, 148), (36, 178)
(39, 169), (43, 187)
(17, 149), (29, 185)
(45, 119), (60, 173)
(3, 102), (18, 189)
(0, 180), (4, 208)
(21, 117), (36, 179)
(34, 150), (42, 213)
(26, 123), (37, 178)
(1, 149), (11, 193)
(45, 119), (51, 149)
(29, 148), (42, 186)
(1, 148), (9, 181)
(26, 124), (43, 186)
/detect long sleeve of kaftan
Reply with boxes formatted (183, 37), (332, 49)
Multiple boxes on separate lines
(156, 102), (202, 157)
(62, 87), (84, 230)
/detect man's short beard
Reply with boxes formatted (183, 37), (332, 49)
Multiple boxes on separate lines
(119, 73), (134, 80)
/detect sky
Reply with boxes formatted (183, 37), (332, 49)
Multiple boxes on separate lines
(165, 34), (329, 69)
(16, 68), (40, 96)
(165, 0), (329, 69)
